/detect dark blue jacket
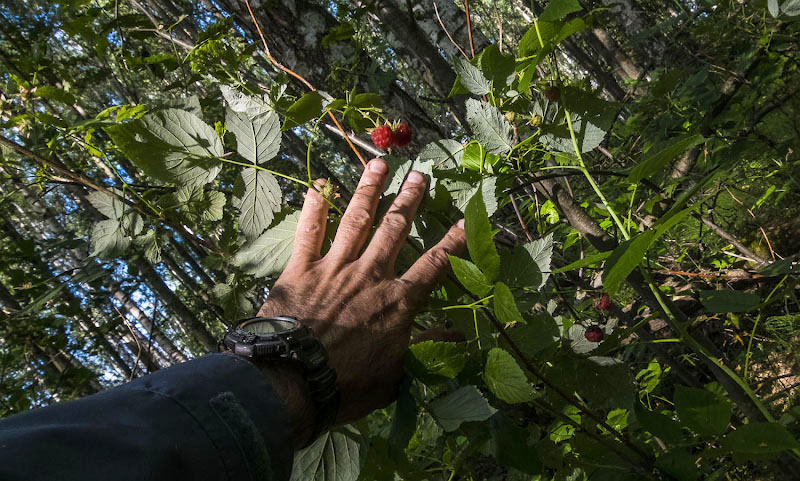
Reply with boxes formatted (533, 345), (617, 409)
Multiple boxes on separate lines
(0, 354), (293, 481)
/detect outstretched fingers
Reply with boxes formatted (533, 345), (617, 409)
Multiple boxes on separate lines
(288, 179), (330, 267)
(326, 159), (388, 263)
(361, 170), (427, 271)
(400, 220), (466, 297)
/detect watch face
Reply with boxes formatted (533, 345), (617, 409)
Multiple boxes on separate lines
(237, 317), (296, 335)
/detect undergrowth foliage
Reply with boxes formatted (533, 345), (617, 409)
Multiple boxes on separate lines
(2, 0), (800, 479)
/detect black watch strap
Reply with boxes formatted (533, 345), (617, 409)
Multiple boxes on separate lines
(221, 317), (339, 446)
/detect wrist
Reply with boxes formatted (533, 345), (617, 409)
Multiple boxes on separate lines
(224, 353), (316, 450)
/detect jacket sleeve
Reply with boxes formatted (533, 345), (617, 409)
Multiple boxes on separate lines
(0, 353), (294, 481)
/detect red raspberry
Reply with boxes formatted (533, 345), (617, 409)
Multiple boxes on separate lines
(585, 326), (604, 343)
(594, 293), (612, 311)
(544, 86), (560, 102)
(392, 123), (412, 147)
(371, 125), (393, 150)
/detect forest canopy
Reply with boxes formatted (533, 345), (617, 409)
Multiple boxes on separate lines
(1, 0), (800, 479)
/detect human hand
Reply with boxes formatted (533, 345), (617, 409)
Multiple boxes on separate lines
(257, 158), (465, 435)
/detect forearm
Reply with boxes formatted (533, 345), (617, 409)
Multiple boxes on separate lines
(0, 354), (295, 481)
(248, 358), (316, 450)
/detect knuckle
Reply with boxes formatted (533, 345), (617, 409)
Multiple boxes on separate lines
(380, 211), (408, 233)
(343, 207), (373, 231)
(426, 247), (450, 270)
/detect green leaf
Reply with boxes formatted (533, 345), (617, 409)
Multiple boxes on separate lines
(134, 229), (162, 264)
(430, 385), (497, 431)
(87, 190), (125, 219)
(105, 109), (222, 187)
(446, 176), (497, 216)
(699, 290), (760, 313)
(163, 186), (226, 223)
(501, 313), (559, 359)
(634, 404), (683, 444)
(540, 114), (606, 154)
(417, 139), (464, 169)
(627, 135), (706, 183)
(507, 234), (553, 289)
(408, 340), (466, 380)
(226, 107), (281, 164)
(448, 255), (493, 296)
(465, 99), (513, 156)
(674, 385), (731, 436)
(385, 157), (435, 195)
(34, 85), (76, 105)
(602, 231), (655, 296)
(235, 168), (282, 240)
(553, 250), (611, 273)
(485, 348), (534, 404)
(540, 0), (582, 21)
(90, 219), (129, 258)
(480, 44), (515, 86)
(465, 188), (500, 280)
(283, 91), (324, 130)
(290, 425), (365, 481)
(221, 85), (269, 118)
(233, 211), (298, 278)
(211, 282), (254, 319)
(494, 282), (525, 325)
(655, 450), (700, 481)
(547, 355), (635, 410)
(453, 57), (490, 96)
(722, 422), (800, 454)
(487, 414), (541, 474)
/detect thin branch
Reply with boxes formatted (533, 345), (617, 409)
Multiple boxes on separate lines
(433, 3), (469, 60)
(323, 123), (383, 158)
(509, 193), (533, 242)
(243, 0), (367, 167)
(463, 0), (475, 58)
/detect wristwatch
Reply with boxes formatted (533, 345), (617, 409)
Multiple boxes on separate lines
(221, 316), (339, 444)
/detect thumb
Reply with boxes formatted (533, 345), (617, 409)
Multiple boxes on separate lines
(410, 328), (466, 345)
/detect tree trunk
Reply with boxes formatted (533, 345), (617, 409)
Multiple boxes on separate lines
(111, 290), (187, 364)
(137, 263), (218, 353)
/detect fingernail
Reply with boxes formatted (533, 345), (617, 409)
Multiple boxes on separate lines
(456, 219), (465, 229)
(405, 170), (425, 185)
(369, 159), (388, 174)
(313, 178), (327, 188)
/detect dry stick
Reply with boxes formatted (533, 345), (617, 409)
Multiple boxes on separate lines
(723, 186), (777, 261)
(243, 0), (367, 167)
(509, 193), (533, 242)
(433, 3), (470, 60)
(654, 269), (765, 280)
(0, 136), (223, 256)
(463, 0), (475, 58)
(323, 123), (383, 158)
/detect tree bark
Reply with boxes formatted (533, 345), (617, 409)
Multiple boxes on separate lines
(111, 290), (187, 364)
(137, 263), (218, 353)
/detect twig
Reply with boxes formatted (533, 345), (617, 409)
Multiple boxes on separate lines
(243, 0), (367, 167)
(323, 123), (383, 158)
(509, 193), (533, 242)
(654, 269), (765, 280)
(463, 0), (475, 58)
(433, 3), (469, 60)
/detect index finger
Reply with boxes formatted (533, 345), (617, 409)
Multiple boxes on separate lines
(287, 179), (330, 268)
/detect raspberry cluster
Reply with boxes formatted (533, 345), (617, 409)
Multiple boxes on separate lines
(370, 122), (413, 150)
